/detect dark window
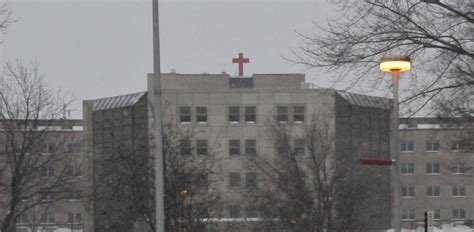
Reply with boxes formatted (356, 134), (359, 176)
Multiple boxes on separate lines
(229, 205), (241, 218)
(179, 106), (191, 124)
(452, 185), (466, 197)
(246, 172), (257, 189)
(400, 163), (415, 174)
(40, 211), (55, 224)
(229, 78), (253, 88)
(426, 162), (440, 174)
(401, 186), (415, 197)
(451, 162), (466, 174)
(294, 139), (305, 155)
(401, 209), (415, 221)
(180, 139), (192, 156)
(246, 206), (258, 218)
(245, 139), (256, 156)
(245, 106), (256, 123)
(229, 172), (241, 188)
(293, 106), (305, 123)
(427, 186), (441, 197)
(196, 107), (207, 124)
(196, 140), (208, 156)
(453, 209), (466, 220)
(67, 212), (82, 224)
(229, 140), (240, 156)
(229, 106), (240, 124)
(451, 141), (464, 151)
(277, 106), (288, 123)
(426, 140), (440, 152)
(434, 209), (441, 220)
(40, 166), (55, 177)
(400, 141), (414, 152)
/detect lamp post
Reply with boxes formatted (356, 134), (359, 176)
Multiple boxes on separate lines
(152, 0), (165, 232)
(380, 57), (411, 232)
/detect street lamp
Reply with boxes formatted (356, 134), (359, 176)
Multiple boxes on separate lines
(380, 57), (411, 232)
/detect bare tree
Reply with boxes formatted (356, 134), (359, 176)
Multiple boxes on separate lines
(0, 60), (77, 232)
(91, 112), (224, 232)
(292, 0), (473, 116)
(245, 115), (387, 232)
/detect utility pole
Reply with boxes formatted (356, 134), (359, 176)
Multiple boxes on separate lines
(152, 0), (165, 231)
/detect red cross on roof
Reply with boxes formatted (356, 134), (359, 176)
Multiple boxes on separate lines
(232, 53), (250, 77)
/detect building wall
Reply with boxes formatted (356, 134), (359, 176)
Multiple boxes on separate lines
(398, 119), (474, 229)
(84, 95), (149, 232)
(148, 73), (391, 230)
(0, 120), (90, 232)
(335, 93), (392, 230)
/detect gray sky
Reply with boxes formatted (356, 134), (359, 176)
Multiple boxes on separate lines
(2, 0), (333, 118)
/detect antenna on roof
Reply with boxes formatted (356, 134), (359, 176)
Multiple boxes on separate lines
(221, 64), (226, 74)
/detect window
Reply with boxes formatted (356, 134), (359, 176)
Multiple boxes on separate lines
(67, 142), (82, 153)
(229, 172), (241, 188)
(277, 106), (288, 123)
(294, 139), (305, 155)
(426, 162), (440, 174)
(427, 186), (441, 197)
(452, 209), (466, 220)
(245, 139), (256, 156)
(452, 185), (466, 197)
(66, 162), (82, 177)
(293, 106), (305, 123)
(229, 106), (240, 124)
(245, 106), (256, 123)
(196, 140), (208, 156)
(180, 139), (191, 156)
(196, 107), (207, 124)
(17, 213), (29, 224)
(229, 140), (240, 156)
(246, 172), (257, 189)
(401, 209), (415, 221)
(45, 192), (56, 201)
(400, 163), (415, 175)
(434, 209), (441, 220)
(401, 186), (415, 198)
(67, 212), (82, 224)
(40, 166), (55, 177)
(400, 141), (414, 152)
(229, 205), (241, 218)
(451, 162), (467, 174)
(40, 211), (55, 224)
(246, 206), (258, 218)
(426, 140), (440, 152)
(68, 192), (80, 201)
(451, 141), (464, 151)
(179, 106), (191, 124)
(42, 142), (57, 154)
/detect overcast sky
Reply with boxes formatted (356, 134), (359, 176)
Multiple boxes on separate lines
(2, 0), (334, 118)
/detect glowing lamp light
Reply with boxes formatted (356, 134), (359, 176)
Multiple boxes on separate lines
(380, 57), (411, 72)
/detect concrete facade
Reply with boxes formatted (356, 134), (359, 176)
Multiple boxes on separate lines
(398, 118), (474, 229)
(147, 73), (392, 231)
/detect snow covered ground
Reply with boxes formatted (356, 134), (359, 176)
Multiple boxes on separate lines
(386, 224), (473, 232)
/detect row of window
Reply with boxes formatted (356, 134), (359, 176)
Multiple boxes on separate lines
(229, 172), (257, 189)
(41, 142), (83, 154)
(17, 212), (82, 224)
(400, 140), (465, 152)
(401, 185), (466, 198)
(228, 205), (258, 218)
(401, 209), (466, 221)
(40, 164), (82, 177)
(179, 105), (305, 125)
(180, 139), (306, 157)
(400, 162), (468, 175)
